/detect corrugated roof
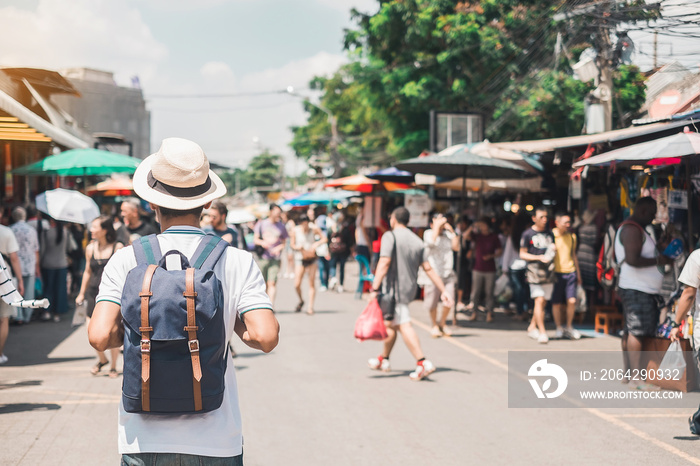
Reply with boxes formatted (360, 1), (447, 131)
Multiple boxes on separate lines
(491, 120), (692, 154)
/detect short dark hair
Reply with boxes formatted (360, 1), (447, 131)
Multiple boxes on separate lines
(555, 211), (571, 220)
(269, 203), (281, 213)
(158, 205), (205, 220)
(298, 214), (309, 223)
(392, 206), (410, 226)
(211, 200), (228, 217)
(532, 205), (548, 216)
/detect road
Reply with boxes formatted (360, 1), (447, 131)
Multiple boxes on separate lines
(2, 261), (700, 465)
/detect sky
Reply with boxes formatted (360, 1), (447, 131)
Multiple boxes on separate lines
(0, 0), (378, 175)
(0, 0), (698, 175)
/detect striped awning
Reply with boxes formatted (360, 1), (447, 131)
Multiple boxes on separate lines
(0, 115), (51, 143)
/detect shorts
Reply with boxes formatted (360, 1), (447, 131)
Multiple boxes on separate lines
(529, 283), (553, 300)
(551, 272), (577, 304)
(0, 301), (14, 319)
(391, 303), (411, 326)
(618, 288), (661, 337)
(257, 258), (280, 283)
(422, 282), (455, 312)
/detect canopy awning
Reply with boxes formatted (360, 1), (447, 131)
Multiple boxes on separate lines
(491, 120), (692, 154)
(0, 89), (88, 149)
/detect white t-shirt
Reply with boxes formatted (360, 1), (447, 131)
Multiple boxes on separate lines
(96, 226), (272, 457)
(418, 228), (455, 285)
(678, 249), (700, 313)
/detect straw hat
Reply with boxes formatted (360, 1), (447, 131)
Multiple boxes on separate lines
(133, 138), (227, 210)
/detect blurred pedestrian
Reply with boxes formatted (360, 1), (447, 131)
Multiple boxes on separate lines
(40, 218), (77, 322)
(253, 204), (288, 306)
(368, 207), (454, 381)
(616, 197), (671, 384)
(0, 214), (23, 364)
(76, 216), (123, 377)
(116, 197), (158, 245)
(291, 214), (326, 315)
(502, 214), (531, 320)
(354, 205), (371, 263)
(455, 216), (473, 312)
(551, 212), (582, 340)
(418, 212), (459, 337)
(283, 211), (296, 279)
(328, 211), (353, 293)
(207, 201), (238, 247)
(309, 205), (330, 291)
(520, 207), (555, 344)
(465, 217), (502, 323)
(10, 207), (39, 324)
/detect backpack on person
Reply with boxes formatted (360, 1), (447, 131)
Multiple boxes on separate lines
(596, 221), (644, 290)
(328, 228), (348, 255)
(120, 234), (229, 414)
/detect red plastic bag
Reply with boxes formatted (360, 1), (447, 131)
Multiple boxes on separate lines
(354, 299), (388, 342)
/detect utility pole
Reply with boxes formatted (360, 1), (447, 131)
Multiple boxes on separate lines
(653, 31), (658, 69)
(596, 12), (614, 132)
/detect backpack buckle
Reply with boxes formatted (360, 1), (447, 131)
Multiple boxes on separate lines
(188, 339), (200, 352)
(140, 340), (151, 353)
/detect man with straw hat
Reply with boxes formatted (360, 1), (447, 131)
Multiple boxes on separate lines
(89, 138), (279, 464)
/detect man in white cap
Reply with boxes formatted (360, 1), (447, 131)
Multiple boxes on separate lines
(89, 138), (279, 464)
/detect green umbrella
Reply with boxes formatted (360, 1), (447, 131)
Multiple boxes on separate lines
(12, 148), (140, 176)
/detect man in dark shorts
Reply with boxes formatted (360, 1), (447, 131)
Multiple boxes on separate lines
(551, 212), (581, 340)
(615, 197), (672, 386)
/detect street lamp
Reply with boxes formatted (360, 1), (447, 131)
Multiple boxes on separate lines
(286, 86), (341, 177)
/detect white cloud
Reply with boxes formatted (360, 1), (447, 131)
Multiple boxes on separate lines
(200, 61), (236, 81)
(238, 51), (347, 92)
(0, 0), (168, 85)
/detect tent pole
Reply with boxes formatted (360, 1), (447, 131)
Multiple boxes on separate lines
(687, 157), (693, 246)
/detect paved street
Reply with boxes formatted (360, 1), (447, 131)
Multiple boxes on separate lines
(2, 261), (700, 465)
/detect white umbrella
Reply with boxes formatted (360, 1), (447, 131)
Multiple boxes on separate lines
(36, 188), (100, 225)
(226, 209), (257, 225)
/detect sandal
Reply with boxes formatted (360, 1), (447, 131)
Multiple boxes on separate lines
(294, 301), (304, 313)
(109, 368), (119, 379)
(91, 360), (109, 375)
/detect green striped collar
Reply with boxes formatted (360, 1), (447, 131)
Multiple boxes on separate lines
(162, 226), (206, 235)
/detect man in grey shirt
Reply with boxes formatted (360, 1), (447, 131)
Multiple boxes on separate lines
(368, 207), (454, 381)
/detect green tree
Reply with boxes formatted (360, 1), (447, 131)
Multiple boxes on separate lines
(246, 150), (283, 187)
(291, 1), (653, 169)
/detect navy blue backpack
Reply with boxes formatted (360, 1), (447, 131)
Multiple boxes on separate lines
(121, 234), (229, 414)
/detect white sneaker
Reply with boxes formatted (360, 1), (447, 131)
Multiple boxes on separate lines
(456, 302), (467, 312)
(538, 333), (549, 344)
(409, 360), (436, 381)
(368, 356), (391, 372)
(430, 326), (442, 338)
(319, 286), (328, 292)
(564, 327), (582, 340)
(337, 285), (344, 293)
(527, 329), (540, 340)
(0, 354), (7, 364)
(441, 325), (453, 337)
(329, 277), (337, 290)
(554, 328), (564, 339)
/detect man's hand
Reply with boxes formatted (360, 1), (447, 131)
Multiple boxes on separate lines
(440, 290), (454, 309)
(657, 255), (673, 266)
(368, 289), (379, 302)
(539, 255), (550, 263)
(669, 326), (681, 342)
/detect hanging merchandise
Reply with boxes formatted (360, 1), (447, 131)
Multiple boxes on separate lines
(619, 178), (630, 209)
(649, 187), (669, 223)
(668, 190), (688, 210)
(588, 193), (608, 211)
(570, 172), (582, 200)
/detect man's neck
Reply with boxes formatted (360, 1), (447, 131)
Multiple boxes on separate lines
(158, 217), (200, 232)
(531, 225), (546, 232)
(128, 219), (143, 230)
(214, 223), (227, 232)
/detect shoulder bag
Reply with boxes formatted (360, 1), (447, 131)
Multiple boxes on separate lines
(377, 232), (398, 321)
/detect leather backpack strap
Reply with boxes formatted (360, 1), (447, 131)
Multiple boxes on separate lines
(183, 267), (203, 411)
(139, 264), (157, 412)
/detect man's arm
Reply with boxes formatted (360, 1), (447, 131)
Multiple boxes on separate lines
(9, 252), (23, 295)
(520, 247), (544, 263)
(620, 225), (669, 267)
(670, 286), (696, 342)
(234, 308), (279, 353)
(88, 301), (124, 351)
(371, 256), (391, 292)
